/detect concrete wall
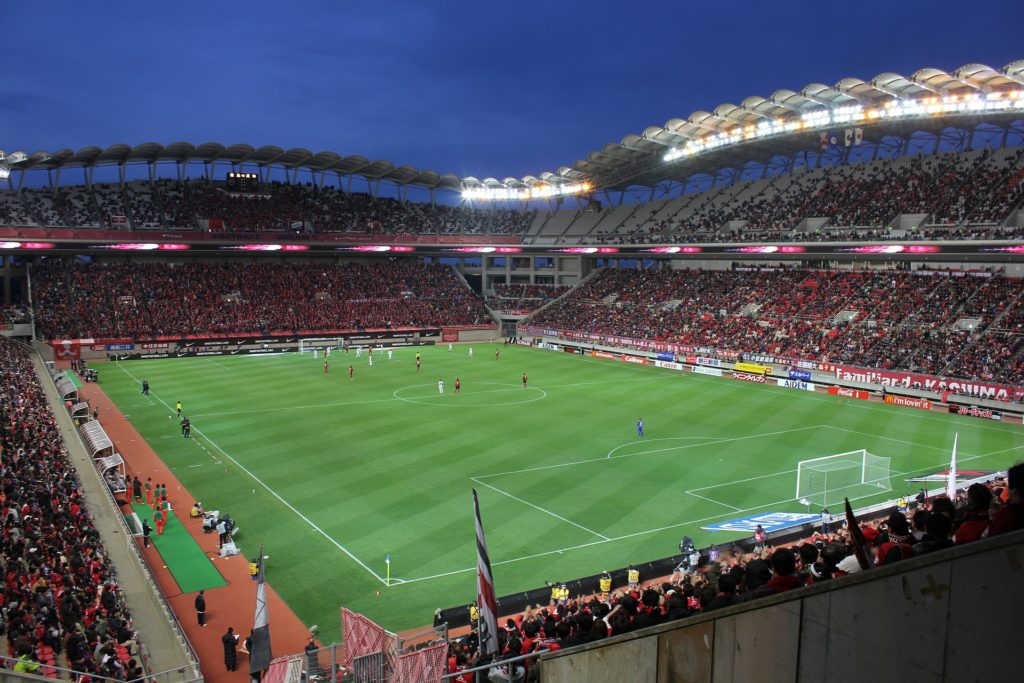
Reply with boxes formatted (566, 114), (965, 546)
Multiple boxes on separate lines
(539, 529), (1024, 683)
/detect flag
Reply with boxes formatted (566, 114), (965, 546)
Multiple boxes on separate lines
(819, 132), (828, 150)
(473, 489), (499, 660)
(844, 498), (873, 571)
(946, 433), (959, 500)
(249, 547), (273, 675)
(844, 129), (853, 147)
(854, 127), (863, 146)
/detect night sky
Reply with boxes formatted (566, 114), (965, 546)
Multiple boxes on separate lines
(2, 0), (1021, 182)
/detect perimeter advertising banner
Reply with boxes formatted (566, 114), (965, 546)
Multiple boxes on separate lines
(884, 394), (932, 410)
(835, 365), (1022, 402)
(828, 386), (870, 400)
(949, 405), (1003, 421)
(735, 361), (772, 375)
(732, 371), (767, 383)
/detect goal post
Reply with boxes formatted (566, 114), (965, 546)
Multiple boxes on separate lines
(796, 449), (892, 508)
(298, 337), (343, 354)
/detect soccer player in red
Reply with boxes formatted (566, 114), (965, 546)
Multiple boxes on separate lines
(454, 378), (461, 394)
(522, 372), (528, 388)
(348, 365), (354, 379)
(495, 348), (500, 360)
(323, 360), (329, 374)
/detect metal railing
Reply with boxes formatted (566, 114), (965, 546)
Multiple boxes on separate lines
(0, 655), (202, 683)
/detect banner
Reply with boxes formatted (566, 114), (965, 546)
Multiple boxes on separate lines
(701, 512), (818, 533)
(592, 351), (616, 360)
(692, 366), (723, 377)
(949, 405), (1003, 421)
(835, 365), (1023, 402)
(734, 361), (771, 375)
(732, 371), (766, 383)
(621, 355), (648, 365)
(656, 351), (675, 362)
(441, 329), (459, 343)
(654, 360), (684, 371)
(696, 357), (722, 367)
(788, 369), (812, 381)
(777, 378), (815, 391)
(51, 340), (81, 361)
(828, 386), (870, 400)
(884, 394), (932, 410)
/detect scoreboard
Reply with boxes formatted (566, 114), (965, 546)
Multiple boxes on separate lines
(226, 171), (259, 193)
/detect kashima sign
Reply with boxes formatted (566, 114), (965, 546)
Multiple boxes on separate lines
(835, 366), (1022, 401)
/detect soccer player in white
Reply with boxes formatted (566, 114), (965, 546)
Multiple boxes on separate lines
(313, 349), (318, 360)
(356, 347), (362, 358)
(387, 349), (393, 360)
(369, 354), (374, 366)
(448, 343), (453, 351)
(468, 347), (474, 358)
(438, 379), (444, 394)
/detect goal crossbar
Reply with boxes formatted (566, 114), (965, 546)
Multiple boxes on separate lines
(796, 449), (891, 508)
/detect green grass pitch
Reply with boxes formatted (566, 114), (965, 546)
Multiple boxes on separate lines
(98, 344), (1024, 643)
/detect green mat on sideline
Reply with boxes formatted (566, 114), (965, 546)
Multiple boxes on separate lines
(131, 503), (227, 593)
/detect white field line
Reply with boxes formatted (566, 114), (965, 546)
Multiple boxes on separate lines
(391, 443), (1010, 586)
(475, 425), (821, 479)
(471, 477), (610, 541)
(685, 491), (742, 512)
(114, 363), (388, 585)
(204, 358), (233, 371)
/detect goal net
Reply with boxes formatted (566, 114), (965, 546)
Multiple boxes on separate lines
(298, 337), (342, 355)
(796, 449), (892, 508)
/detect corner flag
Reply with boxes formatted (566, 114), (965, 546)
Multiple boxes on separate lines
(946, 433), (959, 500)
(249, 546), (273, 676)
(473, 489), (499, 660)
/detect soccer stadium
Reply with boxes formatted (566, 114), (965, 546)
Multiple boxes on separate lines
(2, 14), (1024, 681)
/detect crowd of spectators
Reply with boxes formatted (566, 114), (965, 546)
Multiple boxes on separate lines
(447, 466), (1022, 679)
(30, 258), (493, 340)
(590, 148), (1024, 245)
(0, 180), (534, 236)
(0, 338), (146, 679)
(0, 306), (31, 324)
(530, 266), (1024, 385)
(4, 146), (1022, 244)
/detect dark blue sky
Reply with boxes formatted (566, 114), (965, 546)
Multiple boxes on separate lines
(3, 0), (1021, 182)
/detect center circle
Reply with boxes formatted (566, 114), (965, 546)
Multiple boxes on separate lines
(393, 381), (548, 407)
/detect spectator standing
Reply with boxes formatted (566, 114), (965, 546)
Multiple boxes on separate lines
(195, 591), (207, 627)
(222, 627), (239, 671)
(753, 524), (766, 556)
(988, 462), (1024, 536)
(953, 483), (993, 544)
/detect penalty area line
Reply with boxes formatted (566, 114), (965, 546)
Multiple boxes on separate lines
(470, 477), (610, 541)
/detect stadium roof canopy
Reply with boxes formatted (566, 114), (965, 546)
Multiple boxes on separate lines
(3, 61), (1023, 195)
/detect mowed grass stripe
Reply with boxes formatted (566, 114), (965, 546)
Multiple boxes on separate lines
(98, 346), (1024, 642)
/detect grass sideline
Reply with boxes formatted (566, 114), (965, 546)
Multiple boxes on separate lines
(98, 344), (1024, 643)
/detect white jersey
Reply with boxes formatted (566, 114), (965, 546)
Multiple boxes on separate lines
(387, 349), (393, 360)
(438, 380), (444, 394)
(448, 343), (453, 351)
(369, 355), (374, 366)
(469, 347), (474, 358)
(356, 347), (362, 357)
(313, 349), (318, 359)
